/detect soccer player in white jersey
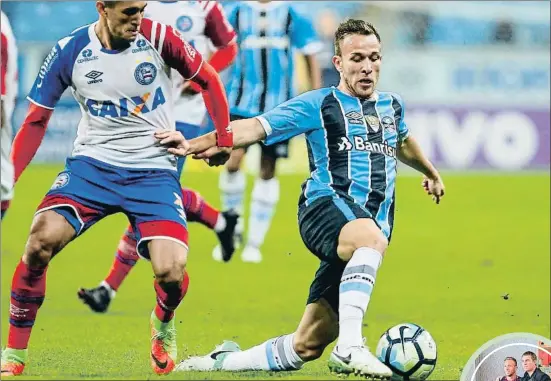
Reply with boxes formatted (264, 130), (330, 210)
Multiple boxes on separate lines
(77, 0), (240, 314)
(1, 11), (18, 219)
(0, 1), (232, 376)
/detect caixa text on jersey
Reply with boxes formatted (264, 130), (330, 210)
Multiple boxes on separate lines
(84, 86), (166, 118)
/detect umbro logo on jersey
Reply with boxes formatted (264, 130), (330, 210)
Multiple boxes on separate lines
(85, 70), (103, 84)
(345, 111), (364, 125)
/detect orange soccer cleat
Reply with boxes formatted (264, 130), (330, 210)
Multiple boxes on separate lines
(150, 310), (177, 375)
(1, 348), (27, 377)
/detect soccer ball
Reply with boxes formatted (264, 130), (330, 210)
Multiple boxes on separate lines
(375, 323), (437, 380)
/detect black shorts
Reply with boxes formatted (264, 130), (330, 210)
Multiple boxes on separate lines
(298, 196), (374, 314)
(231, 114), (290, 159)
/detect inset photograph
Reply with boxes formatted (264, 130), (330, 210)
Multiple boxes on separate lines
(461, 333), (551, 381)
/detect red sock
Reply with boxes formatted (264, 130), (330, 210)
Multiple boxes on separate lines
(154, 271), (189, 323)
(104, 225), (139, 291)
(8, 260), (47, 349)
(181, 188), (220, 229)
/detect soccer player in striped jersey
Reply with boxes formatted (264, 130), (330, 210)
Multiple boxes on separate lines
(77, 0), (240, 314)
(214, 1), (322, 263)
(1, 1), (232, 376)
(1, 11), (18, 219)
(167, 19), (445, 378)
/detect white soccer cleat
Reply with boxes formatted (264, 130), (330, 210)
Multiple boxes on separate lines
(175, 341), (240, 372)
(241, 245), (262, 263)
(328, 343), (393, 379)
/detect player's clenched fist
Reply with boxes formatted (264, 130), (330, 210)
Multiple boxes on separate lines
(422, 175), (445, 204)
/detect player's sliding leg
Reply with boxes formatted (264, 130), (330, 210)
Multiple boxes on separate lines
(1, 211), (76, 376)
(77, 226), (138, 313)
(147, 239), (189, 375)
(176, 300), (338, 372)
(327, 218), (392, 378)
(214, 148), (246, 258)
(241, 147), (281, 263)
(181, 188), (239, 261)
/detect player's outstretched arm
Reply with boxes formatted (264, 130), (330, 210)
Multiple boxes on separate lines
(156, 118), (266, 166)
(193, 62), (232, 148)
(196, 117), (266, 153)
(398, 136), (445, 204)
(10, 104), (53, 183)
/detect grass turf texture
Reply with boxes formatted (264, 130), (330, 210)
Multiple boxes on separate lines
(1, 166), (549, 380)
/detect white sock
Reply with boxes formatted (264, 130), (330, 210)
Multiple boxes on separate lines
(221, 334), (304, 371)
(100, 280), (116, 299)
(337, 247), (382, 351)
(219, 169), (246, 234)
(213, 214), (227, 233)
(246, 177), (279, 248)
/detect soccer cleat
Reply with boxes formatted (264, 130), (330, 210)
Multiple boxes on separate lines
(216, 209), (240, 262)
(328, 342), (393, 379)
(150, 310), (177, 375)
(241, 245), (262, 263)
(175, 340), (240, 371)
(77, 284), (113, 313)
(1, 348), (27, 377)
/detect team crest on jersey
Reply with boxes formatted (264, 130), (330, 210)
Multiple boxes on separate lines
(381, 116), (396, 131)
(134, 62), (157, 85)
(51, 173), (70, 190)
(176, 15), (193, 32)
(365, 115), (380, 132)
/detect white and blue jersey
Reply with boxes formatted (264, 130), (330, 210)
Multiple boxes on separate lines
(225, 1), (322, 117)
(145, 0), (235, 127)
(27, 18), (203, 170)
(256, 87), (410, 239)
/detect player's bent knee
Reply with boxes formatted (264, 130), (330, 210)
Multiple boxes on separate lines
(23, 211), (76, 267)
(149, 239), (188, 283)
(337, 218), (388, 262)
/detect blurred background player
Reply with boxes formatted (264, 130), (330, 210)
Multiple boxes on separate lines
(0, 1), (232, 376)
(214, 0), (323, 263)
(1, 11), (18, 219)
(77, 0), (239, 314)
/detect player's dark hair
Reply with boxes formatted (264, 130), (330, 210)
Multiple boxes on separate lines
(522, 351), (537, 361)
(103, 1), (117, 8)
(504, 357), (517, 366)
(334, 19), (381, 56)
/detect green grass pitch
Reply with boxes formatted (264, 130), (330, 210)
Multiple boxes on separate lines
(1, 165), (549, 380)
